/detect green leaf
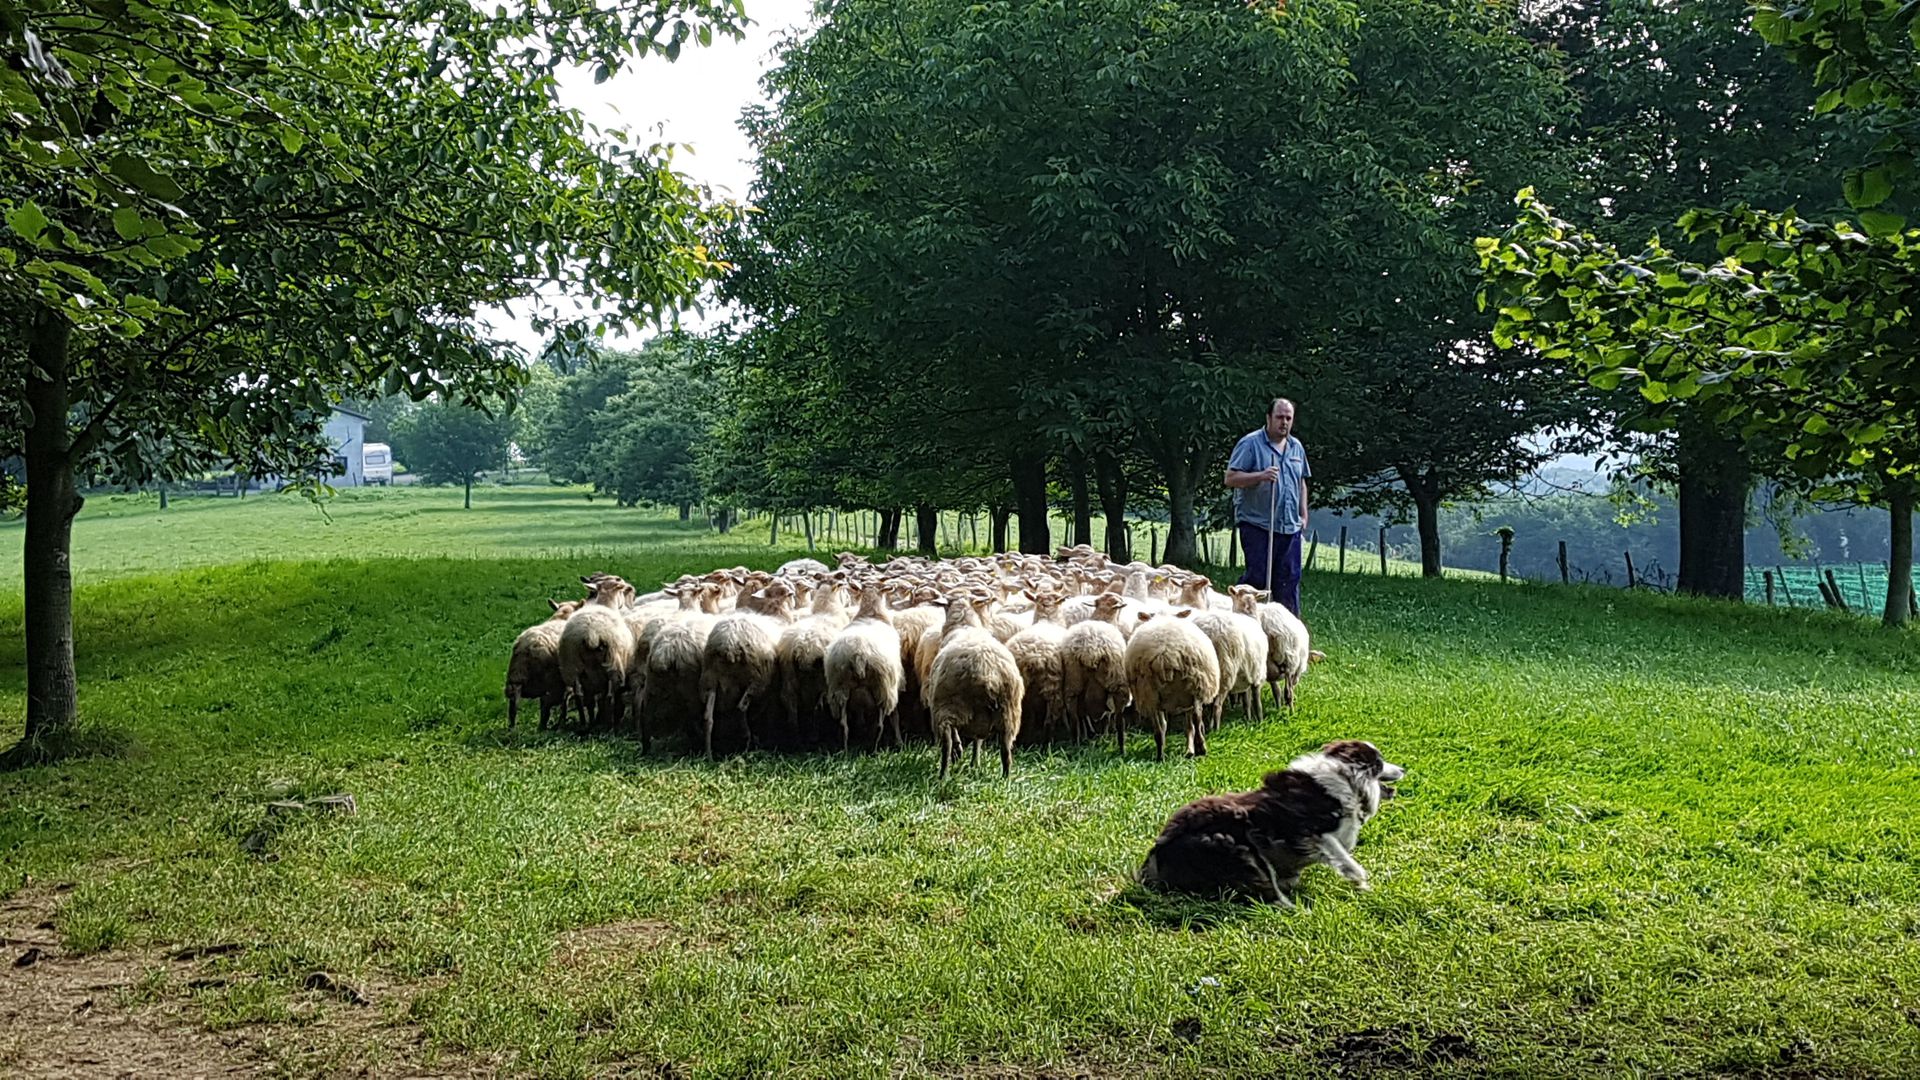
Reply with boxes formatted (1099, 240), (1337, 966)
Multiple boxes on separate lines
(108, 154), (187, 201)
(1849, 166), (1894, 208)
(111, 207), (144, 240)
(1802, 414), (1830, 434)
(1860, 209), (1906, 236)
(279, 127), (306, 154)
(6, 201), (49, 242)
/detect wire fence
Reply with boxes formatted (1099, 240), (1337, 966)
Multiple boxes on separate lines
(1745, 562), (1912, 614)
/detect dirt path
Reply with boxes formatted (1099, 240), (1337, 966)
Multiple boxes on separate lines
(0, 883), (482, 1079)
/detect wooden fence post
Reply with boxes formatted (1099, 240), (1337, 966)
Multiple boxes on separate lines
(1764, 569), (1775, 606)
(804, 513), (815, 552)
(1150, 526), (1159, 565)
(1497, 526), (1514, 583)
(1825, 568), (1850, 612)
(1338, 525), (1348, 574)
(1305, 530), (1319, 571)
(1378, 525), (1388, 576)
(1774, 566), (1794, 606)
(1229, 527), (1238, 567)
(1557, 539), (1569, 584)
(1624, 550), (1636, 588)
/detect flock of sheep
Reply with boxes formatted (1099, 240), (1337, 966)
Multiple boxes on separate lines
(505, 547), (1316, 777)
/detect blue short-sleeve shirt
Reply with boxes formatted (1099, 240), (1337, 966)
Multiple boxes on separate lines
(1229, 429), (1309, 533)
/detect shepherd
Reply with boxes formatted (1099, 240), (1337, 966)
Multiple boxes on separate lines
(1224, 398), (1310, 616)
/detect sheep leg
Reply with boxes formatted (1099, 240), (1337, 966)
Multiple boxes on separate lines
(737, 691), (759, 752)
(938, 727), (952, 779)
(703, 690), (718, 759)
(1189, 704), (1208, 758)
(1000, 737), (1013, 779)
(839, 703), (851, 754)
(632, 684), (651, 755)
(970, 739), (981, 768)
(1152, 712), (1166, 762)
(539, 696), (553, 731)
(1286, 674), (1299, 709)
(872, 712), (887, 754)
(887, 709), (903, 750)
(507, 690), (520, 731)
(1114, 709), (1125, 755)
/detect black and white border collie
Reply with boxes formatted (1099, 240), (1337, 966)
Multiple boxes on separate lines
(1136, 740), (1405, 908)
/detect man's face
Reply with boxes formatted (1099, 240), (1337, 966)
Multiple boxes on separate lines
(1267, 404), (1294, 440)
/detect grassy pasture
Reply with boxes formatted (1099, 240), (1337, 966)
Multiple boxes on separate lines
(3, 486), (1920, 1077)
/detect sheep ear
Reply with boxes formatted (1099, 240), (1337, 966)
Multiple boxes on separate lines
(580, 575), (595, 585)
(1136, 612), (1152, 622)
(1175, 609), (1192, 618)
(549, 598), (562, 611)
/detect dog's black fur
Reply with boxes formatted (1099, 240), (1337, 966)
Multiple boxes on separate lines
(1137, 740), (1401, 906)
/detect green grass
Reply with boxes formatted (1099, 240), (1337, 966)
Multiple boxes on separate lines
(4, 491), (1920, 1076)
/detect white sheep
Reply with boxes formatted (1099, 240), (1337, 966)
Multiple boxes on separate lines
(1191, 600), (1269, 730)
(506, 599), (579, 730)
(640, 582), (723, 749)
(1124, 610), (1221, 760)
(1060, 592), (1131, 745)
(557, 576), (638, 731)
(824, 583), (905, 751)
(700, 581), (796, 757)
(1003, 591), (1068, 742)
(777, 581), (850, 745)
(1251, 590), (1313, 709)
(928, 624), (1025, 779)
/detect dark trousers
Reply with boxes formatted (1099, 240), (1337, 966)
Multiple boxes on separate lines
(1237, 522), (1302, 616)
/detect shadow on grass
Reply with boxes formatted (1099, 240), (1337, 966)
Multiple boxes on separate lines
(1100, 881), (1266, 931)
(0, 723), (145, 773)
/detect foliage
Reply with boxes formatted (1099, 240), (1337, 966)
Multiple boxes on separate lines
(1480, 193), (1919, 492)
(1, 0), (746, 491)
(534, 336), (718, 510)
(1753, 0), (1920, 215)
(389, 399), (513, 502)
(1479, 190), (1920, 623)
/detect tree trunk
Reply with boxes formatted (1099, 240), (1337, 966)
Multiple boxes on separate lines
(990, 506), (1010, 553)
(1093, 455), (1130, 561)
(1886, 484), (1915, 629)
(1159, 453), (1203, 567)
(915, 502), (939, 556)
(1674, 419), (1750, 599)
(463, 477), (473, 509)
(679, 502), (691, 521)
(1402, 471), (1442, 579)
(1066, 449), (1093, 548)
(1011, 453), (1051, 555)
(22, 311), (81, 741)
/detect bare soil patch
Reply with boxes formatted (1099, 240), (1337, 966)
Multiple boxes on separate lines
(0, 883), (485, 1079)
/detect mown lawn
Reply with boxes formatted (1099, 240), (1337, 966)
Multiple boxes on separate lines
(3, 495), (1920, 1077)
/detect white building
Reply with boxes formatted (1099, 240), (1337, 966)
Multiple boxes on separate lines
(321, 405), (368, 486)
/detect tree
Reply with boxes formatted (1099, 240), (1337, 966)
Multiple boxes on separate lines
(1522, 0), (1878, 599)
(1480, 193), (1919, 625)
(736, 0), (1576, 565)
(1, 0), (746, 744)
(390, 400), (513, 508)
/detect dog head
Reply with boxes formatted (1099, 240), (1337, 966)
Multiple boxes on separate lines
(1318, 740), (1406, 812)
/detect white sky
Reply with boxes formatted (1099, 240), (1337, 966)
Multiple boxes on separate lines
(480, 0), (816, 358)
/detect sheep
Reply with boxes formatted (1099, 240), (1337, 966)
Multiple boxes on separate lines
(915, 591), (990, 709)
(778, 557), (832, 577)
(824, 583), (905, 752)
(1192, 594), (1269, 731)
(557, 575), (638, 731)
(928, 624), (1025, 779)
(506, 599), (580, 730)
(1060, 592), (1131, 743)
(1250, 590), (1313, 709)
(640, 582), (724, 750)
(1004, 591), (1068, 743)
(1124, 610), (1221, 760)
(776, 581), (850, 747)
(700, 581), (796, 757)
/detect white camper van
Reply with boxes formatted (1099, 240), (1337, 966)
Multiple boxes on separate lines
(362, 443), (393, 485)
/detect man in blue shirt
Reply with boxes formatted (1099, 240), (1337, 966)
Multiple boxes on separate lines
(1224, 398), (1310, 615)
